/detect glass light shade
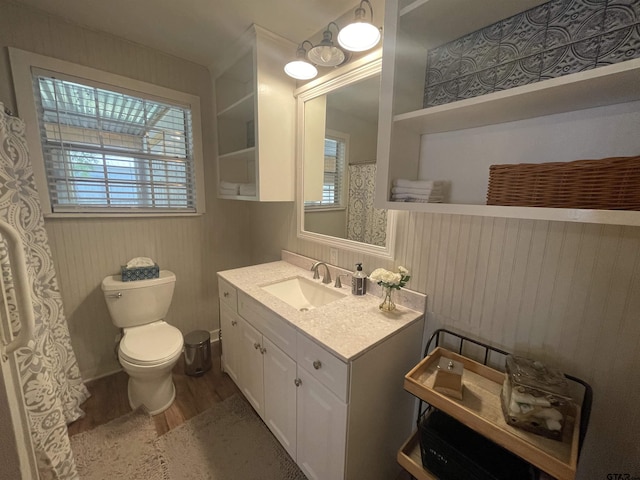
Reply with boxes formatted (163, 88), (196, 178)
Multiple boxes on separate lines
(337, 22), (381, 52)
(284, 60), (318, 80)
(307, 45), (345, 67)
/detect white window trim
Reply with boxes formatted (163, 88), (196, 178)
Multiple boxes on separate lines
(304, 129), (349, 212)
(9, 47), (206, 217)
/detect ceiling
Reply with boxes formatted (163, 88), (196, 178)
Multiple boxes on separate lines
(14, 0), (360, 68)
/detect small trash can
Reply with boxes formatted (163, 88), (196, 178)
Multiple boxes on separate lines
(184, 330), (212, 376)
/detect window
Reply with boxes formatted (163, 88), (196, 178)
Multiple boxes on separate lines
(10, 48), (205, 216)
(305, 132), (347, 209)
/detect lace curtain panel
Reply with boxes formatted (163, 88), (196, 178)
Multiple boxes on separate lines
(0, 103), (89, 479)
(347, 163), (387, 247)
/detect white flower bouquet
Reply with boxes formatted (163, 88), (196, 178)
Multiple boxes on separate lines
(369, 266), (410, 290)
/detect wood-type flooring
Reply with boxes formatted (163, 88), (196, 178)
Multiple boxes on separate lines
(67, 342), (240, 437)
(67, 341), (412, 479)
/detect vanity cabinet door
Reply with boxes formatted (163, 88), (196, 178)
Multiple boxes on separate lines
(238, 317), (265, 418)
(220, 303), (242, 384)
(296, 366), (347, 480)
(263, 337), (297, 460)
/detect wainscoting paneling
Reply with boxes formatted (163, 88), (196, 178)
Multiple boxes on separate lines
(254, 198), (640, 479)
(0, 1), (252, 380)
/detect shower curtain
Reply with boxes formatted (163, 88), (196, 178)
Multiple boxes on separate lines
(0, 103), (89, 479)
(346, 163), (387, 247)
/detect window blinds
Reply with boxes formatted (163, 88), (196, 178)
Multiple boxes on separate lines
(305, 136), (346, 208)
(32, 71), (196, 213)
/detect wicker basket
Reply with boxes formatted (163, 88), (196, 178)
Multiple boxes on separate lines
(486, 156), (640, 210)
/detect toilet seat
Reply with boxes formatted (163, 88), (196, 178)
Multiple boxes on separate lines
(119, 321), (183, 366)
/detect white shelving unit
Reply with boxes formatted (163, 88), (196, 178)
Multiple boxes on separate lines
(215, 25), (296, 201)
(375, 0), (640, 225)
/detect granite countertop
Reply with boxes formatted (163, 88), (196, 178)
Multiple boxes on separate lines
(217, 258), (425, 362)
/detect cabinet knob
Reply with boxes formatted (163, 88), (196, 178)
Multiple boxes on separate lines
(231, 320), (237, 326)
(313, 360), (322, 370)
(294, 378), (302, 387)
(223, 291), (230, 297)
(260, 346), (267, 354)
(254, 342), (260, 350)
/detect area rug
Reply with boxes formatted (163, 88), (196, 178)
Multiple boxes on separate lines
(157, 395), (307, 480)
(70, 408), (168, 480)
(70, 395), (306, 480)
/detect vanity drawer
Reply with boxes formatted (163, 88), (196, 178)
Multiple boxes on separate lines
(218, 277), (237, 313)
(297, 333), (349, 402)
(238, 292), (297, 359)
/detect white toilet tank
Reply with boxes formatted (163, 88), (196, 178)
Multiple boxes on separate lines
(101, 270), (176, 328)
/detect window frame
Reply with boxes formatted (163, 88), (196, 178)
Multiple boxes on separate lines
(9, 47), (206, 217)
(304, 129), (349, 212)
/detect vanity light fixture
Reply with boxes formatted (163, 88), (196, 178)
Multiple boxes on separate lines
(307, 22), (347, 67)
(337, 0), (381, 52)
(284, 41), (319, 80)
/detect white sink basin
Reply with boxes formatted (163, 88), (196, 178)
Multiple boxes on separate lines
(261, 276), (345, 311)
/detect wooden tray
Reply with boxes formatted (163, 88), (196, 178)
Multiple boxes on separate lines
(397, 430), (437, 480)
(404, 347), (580, 480)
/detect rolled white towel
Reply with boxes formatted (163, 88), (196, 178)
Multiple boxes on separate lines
(126, 257), (155, 268)
(511, 390), (552, 407)
(239, 183), (256, 196)
(545, 419), (562, 431)
(533, 407), (563, 421)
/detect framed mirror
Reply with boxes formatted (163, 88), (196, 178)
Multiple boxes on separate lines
(295, 56), (396, 259)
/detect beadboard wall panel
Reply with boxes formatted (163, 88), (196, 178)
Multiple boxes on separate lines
(0, 2), (252, 380)
(250, 201), (640, 478)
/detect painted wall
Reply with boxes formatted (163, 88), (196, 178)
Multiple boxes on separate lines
(0, 1), (252, 379)
(249, 123), (640, 479)
(2, 1), (639, 477)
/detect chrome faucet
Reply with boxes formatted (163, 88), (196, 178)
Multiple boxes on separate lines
(310, 262), (332, 285)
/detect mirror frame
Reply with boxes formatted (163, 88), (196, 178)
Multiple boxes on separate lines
(294, 53), (397, 259)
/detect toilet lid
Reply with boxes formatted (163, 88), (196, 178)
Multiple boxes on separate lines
(119, 322), (183, 366)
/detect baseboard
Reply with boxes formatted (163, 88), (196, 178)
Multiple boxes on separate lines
(210, 328), (220, 343)
(83, 329), (220, 382)
(83, 366), (123, 383)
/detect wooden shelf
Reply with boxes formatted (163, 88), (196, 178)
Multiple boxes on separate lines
(394, 59), (640, 135)
(397, 430), (437, 480)
(403, 347), (580, 480)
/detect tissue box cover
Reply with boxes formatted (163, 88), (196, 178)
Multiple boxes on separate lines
(120, 264), (160, 282)
(501, 355), (574, 441)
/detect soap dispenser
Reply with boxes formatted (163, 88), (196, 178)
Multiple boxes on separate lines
(352, 263), (367, 296)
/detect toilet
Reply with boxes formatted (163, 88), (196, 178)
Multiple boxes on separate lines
(101, 270), (183, 415)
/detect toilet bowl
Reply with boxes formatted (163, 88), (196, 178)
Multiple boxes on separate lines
(102, 271), (183, 415)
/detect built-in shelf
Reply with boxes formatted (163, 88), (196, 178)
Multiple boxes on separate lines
(218, 146), (255, 161)
(215, 25), (295, 202)
(394, 59), (640, 135)
(397, 0), (547, 50)
(376, 0), (640, 226)
(217, 92), (254, 120)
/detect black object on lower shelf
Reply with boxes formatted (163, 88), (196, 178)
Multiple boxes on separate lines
(419, 408), (538, 480)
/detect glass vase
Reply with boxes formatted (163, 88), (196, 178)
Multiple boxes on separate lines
(379, 286), (396, 312)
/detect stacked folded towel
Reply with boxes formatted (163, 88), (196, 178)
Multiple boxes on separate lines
(239, 183), (256, 196)
(390, 179), (445, 203)
(220, 181), (240, 195)
(219, 182), (257, 196)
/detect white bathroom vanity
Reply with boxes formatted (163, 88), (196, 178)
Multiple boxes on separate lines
(217, 251), (426, 480)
